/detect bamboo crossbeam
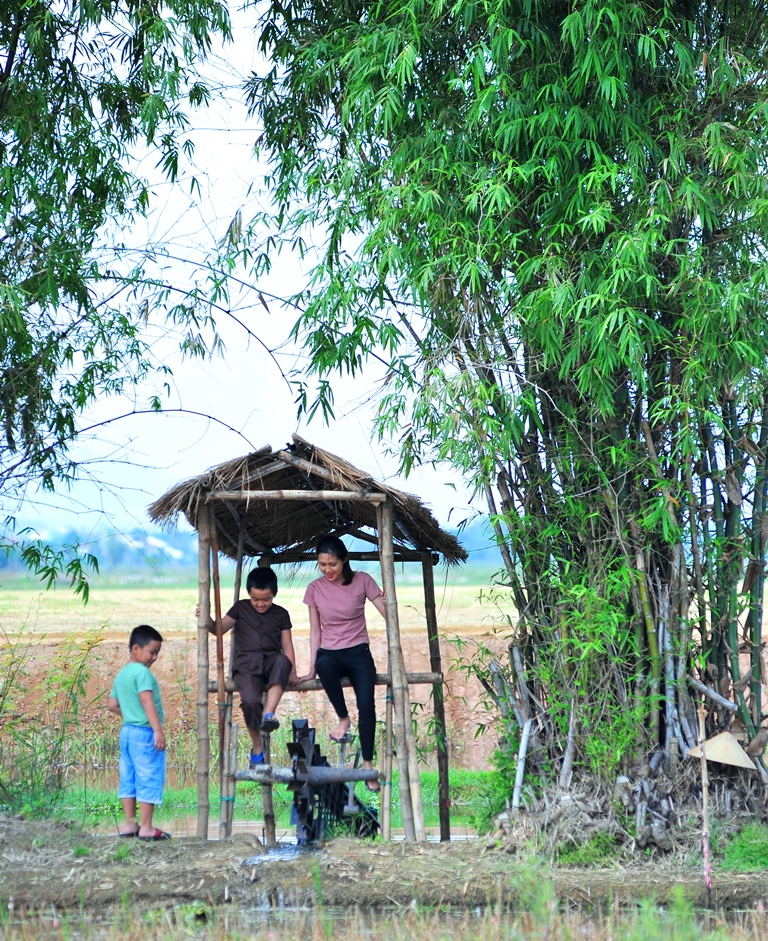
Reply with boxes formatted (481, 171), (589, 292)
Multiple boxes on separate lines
(259, 550), (422, 563)
(208, 672), (442, 694)
(206, 489), (386, 503)
(235, 766), (379, 785)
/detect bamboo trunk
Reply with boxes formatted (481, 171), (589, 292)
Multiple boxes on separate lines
(378, 501), (418, 842)
(421, 551), (450, 841)
(698, 703), (712, 907)
(196, 505), (212, 838)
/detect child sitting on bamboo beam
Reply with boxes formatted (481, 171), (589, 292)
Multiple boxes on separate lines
(206, 567), (298, 768)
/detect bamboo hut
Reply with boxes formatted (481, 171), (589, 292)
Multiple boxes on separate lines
(148, 435), (467, 843)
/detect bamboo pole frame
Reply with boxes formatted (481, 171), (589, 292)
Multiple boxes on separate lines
(193, 475), (459, 842)
(196, 504), (212, 837)
(421, 551), (451, 841)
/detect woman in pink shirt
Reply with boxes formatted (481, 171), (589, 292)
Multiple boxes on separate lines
(300, 535), (385, 789)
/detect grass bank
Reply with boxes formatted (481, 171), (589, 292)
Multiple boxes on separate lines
(59, 768), (491, 833)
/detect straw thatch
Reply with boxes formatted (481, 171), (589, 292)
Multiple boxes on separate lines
(148, 435), (467, 564)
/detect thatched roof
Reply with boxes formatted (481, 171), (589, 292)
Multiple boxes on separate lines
(148, 435), (466, 565)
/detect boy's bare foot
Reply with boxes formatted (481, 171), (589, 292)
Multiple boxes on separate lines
(119, 825), (138, 837)
(329, 717), (351, 742)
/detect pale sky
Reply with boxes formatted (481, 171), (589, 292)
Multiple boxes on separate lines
(17, 19), (479, 542)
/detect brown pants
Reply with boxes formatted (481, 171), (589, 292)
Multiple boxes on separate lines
(232, 651), (292, 731)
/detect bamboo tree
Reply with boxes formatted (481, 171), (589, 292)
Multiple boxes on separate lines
(243, 0), (768, 777)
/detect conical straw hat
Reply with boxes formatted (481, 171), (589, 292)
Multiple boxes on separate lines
(687, 731), (755, 769)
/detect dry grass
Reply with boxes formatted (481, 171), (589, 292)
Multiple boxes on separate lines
(0, 578), (505, 640)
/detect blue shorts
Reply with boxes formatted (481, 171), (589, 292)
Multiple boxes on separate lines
(119, 724), (166, 806)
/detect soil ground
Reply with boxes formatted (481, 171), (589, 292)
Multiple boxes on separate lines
(1, 816), (766, 914)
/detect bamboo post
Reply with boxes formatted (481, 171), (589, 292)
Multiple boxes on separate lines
(210, 507), (229, 837)
(421, 551), (451, 841)
(257, 555), (277, 844)
(221, 523), (245, 838)
(230, 721), (239, 834)
(262, 732), (276, 844)
(196, 504), (212, 838)
(381, 682), (394, 840)
(379, 500), (422, 842)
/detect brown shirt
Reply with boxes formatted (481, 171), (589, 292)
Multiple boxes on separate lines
(226, 600), (292, 671)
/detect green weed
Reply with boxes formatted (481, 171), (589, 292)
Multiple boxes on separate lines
(73, 845), (92, 858)
(111, 842), (134, 862)
(721, 822), (768, 872)
(555, 832), (621, 866)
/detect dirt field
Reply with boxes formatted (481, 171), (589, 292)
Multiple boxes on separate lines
(0, 580), (510, 771)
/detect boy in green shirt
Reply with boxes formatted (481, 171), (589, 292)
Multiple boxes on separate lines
(107, 625), (170, 840)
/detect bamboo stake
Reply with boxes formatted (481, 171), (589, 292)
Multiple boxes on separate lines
(378, 501), (416, 842)
(698, 702), (712, 908)
(512, 719), (533, 810)
(421, 551), (450, 841)
(196, 505), (212, 838)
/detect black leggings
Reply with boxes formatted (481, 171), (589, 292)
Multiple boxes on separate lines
(315, 643), (376, 762)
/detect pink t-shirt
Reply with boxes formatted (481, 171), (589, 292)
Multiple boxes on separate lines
(303, 571), (383, 650)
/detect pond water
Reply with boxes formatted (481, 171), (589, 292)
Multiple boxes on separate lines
(97, 811), (477, 842)
(11, 895), (768, 941)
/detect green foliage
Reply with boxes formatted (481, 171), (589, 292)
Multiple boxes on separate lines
(0, 0), (231, 591)
(721, 822), (768, 872)
(0, 626), (104, 812)
(244, 0), (768, 771)
(470, 761), (515, 836)
(555, 832), (620, 867)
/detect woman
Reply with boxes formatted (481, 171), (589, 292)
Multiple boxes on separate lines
(299, 535), (385, 790)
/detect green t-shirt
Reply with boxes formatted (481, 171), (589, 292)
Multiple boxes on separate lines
(110, 661), (164, 727)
